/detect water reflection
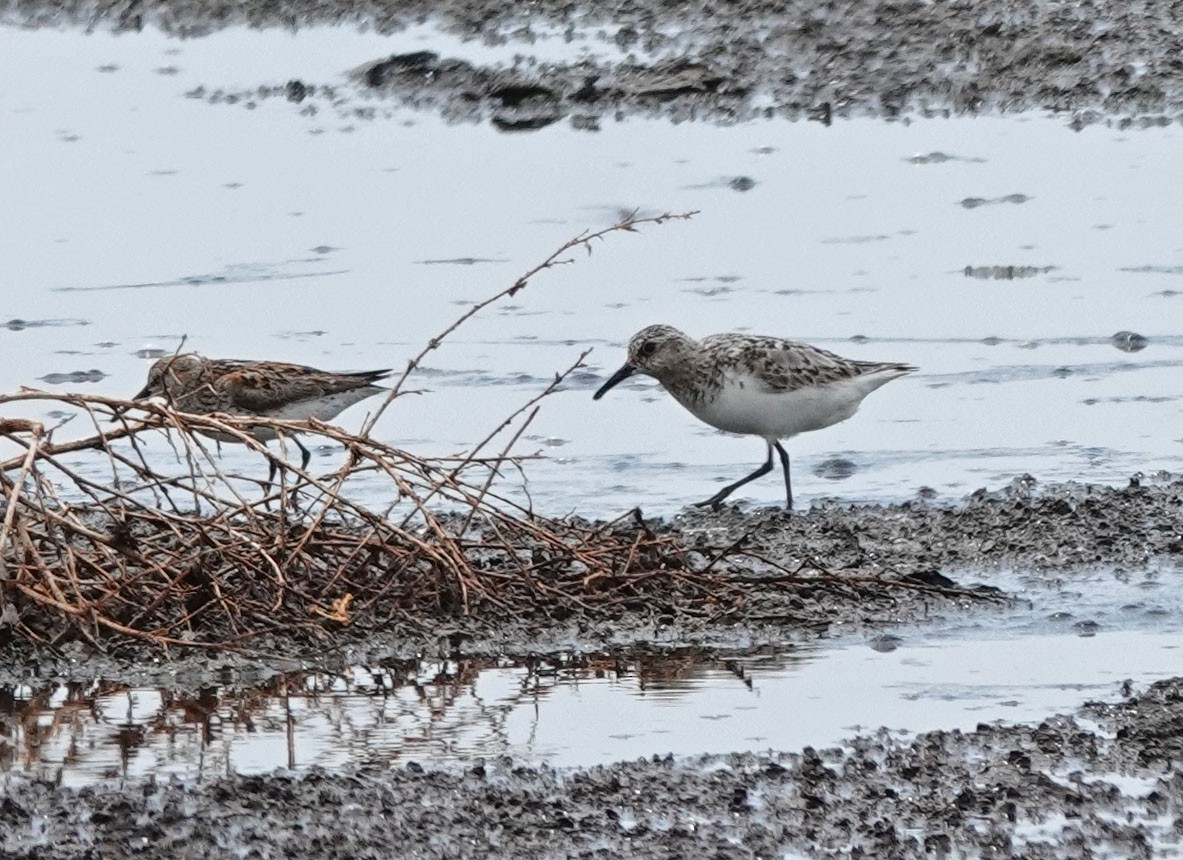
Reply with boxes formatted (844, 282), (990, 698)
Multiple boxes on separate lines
(0, 648), (805, 786)
(5, 619), (1183, 786)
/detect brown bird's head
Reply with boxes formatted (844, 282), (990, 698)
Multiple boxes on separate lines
(133, 353), (208, 401)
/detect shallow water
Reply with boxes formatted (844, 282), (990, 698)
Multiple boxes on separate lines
(2, 25), (1183, 516)
(3, 568), (1180, 786)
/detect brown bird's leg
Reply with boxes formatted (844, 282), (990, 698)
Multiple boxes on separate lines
(281, 435), (312, 510)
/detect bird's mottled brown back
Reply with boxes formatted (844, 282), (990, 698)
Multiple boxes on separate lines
(216, 363), (383, 413)
(702, 334), (914, 394)
(137, 355), (391, 418)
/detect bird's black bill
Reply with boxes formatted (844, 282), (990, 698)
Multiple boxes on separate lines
(108, 387), (151, 423)
(593, 364), (636, 400)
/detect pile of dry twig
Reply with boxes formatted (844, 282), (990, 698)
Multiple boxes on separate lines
(0, 392), (714, 652)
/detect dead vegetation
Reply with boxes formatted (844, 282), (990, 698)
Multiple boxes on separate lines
(0, 212), (989, 655)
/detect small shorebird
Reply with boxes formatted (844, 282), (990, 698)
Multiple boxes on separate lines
(133, 354), (391, 480)
(593, 325), (916, 510)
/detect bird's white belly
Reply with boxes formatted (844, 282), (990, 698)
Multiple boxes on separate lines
(680, 377), (864, 439)
(266, 389), (382, 422)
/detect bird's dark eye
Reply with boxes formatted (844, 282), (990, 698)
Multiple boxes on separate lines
(638, 340), (657, 358)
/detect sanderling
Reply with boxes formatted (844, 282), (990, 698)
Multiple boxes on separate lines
(133, 354), (390, 479)
(593, 324), (916, 510)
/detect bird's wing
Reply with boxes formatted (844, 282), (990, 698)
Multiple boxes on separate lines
(707, 335), (864, 393)
(214, 364), (337, 413)
(210, 361), (391, 413)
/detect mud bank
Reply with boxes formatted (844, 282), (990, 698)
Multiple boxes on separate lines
(672, 471), (1183, 575)
(7, 0), (1183, 127)
(4, 675), (1182, 858)
(1, 475), (1180, 686)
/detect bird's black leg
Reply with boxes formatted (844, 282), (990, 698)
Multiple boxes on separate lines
(275, 435), (311, 511)
(774, 441), (793, 510)
(293, 437), (312, 472)
(694, 443), (775, 510)
(259, 450), (279, 511)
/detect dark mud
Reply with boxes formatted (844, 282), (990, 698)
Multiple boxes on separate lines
(673, 472), (1183, 576)
(5, 676), (1183, 859)
(8, 0), (1183, 128)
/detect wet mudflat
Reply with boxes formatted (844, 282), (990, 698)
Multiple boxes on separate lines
(2, 475), (1181, 678)
(5, 1), (1183, 857)
(5, 677), (1183, 859)
(3, 478), (1183, 857)
(9, 0), (1183, 127)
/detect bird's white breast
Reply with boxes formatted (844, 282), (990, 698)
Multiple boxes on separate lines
(676, 371), (871, 440)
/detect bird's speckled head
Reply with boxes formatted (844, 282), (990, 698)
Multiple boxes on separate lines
(593, 324), (696, 399)
(625, 324), (697, 377)
(134, 353), (208, 400)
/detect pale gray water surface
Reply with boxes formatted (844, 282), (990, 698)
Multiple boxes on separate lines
(3, 26), (1183, 514)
